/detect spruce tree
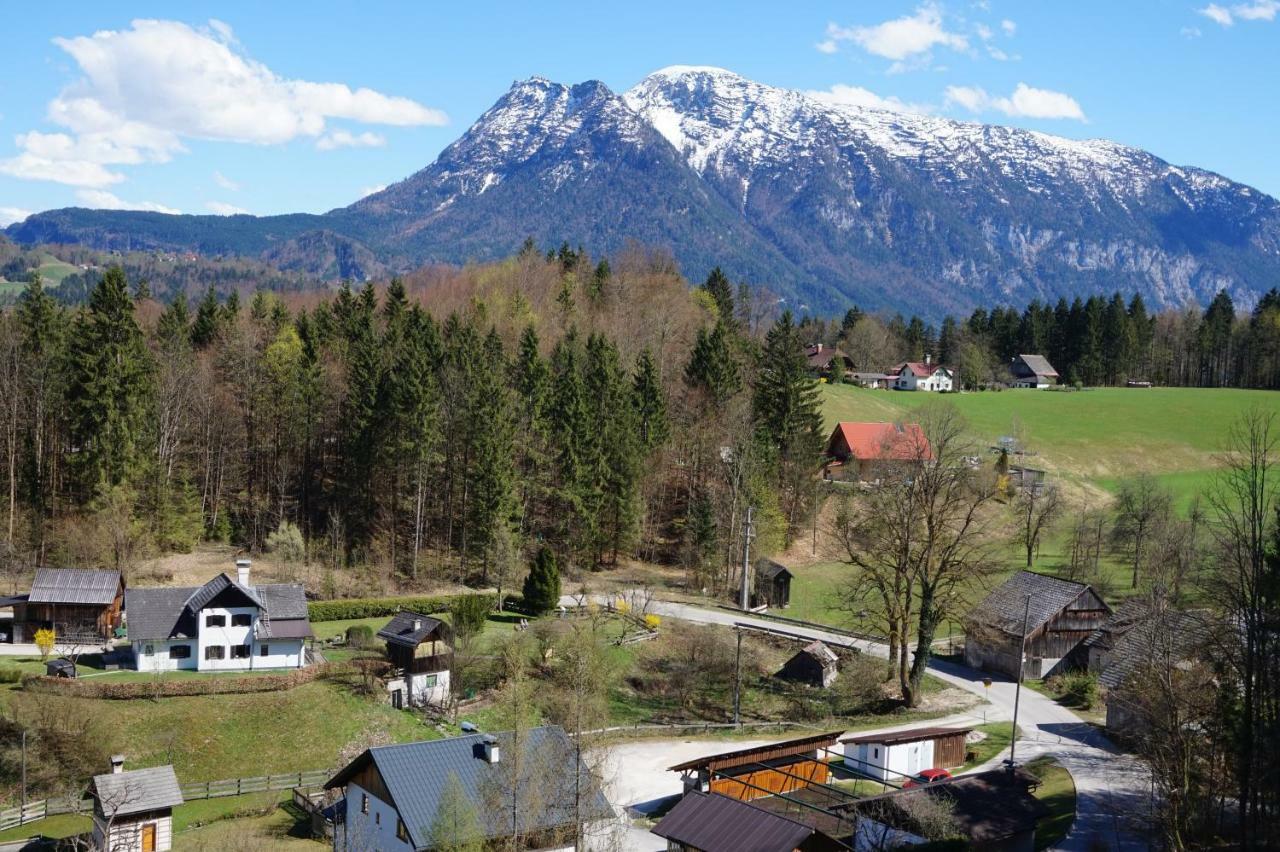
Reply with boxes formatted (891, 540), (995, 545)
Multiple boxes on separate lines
(632, 348), (669, 452)
(190, 286), (221, 347)
(522, 545), (561, 614)
(17, 274), (66, 553)
(702, 267), (736, 326)
(465, 328), (516, 575)
(684, 321), (740, 403)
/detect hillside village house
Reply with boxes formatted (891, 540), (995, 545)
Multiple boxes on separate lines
(6, 568), (124, 644)
(889, 359), (954, 391)
(964, 571), (1111, 679)
(125, 560), (313, 672)
(326, 726), (612, 851)
(824, 421), (931, 482)
(1009, 354), (1060, 389)
(377, 611), (452, 708)
(90, 758), (184, 852)
(805, 343), (854, 381)
(841, 726), (971, 784)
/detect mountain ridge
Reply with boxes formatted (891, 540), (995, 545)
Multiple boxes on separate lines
(8, 67), (1279, 315)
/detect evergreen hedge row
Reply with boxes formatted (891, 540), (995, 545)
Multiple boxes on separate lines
(306, 593), (496, 623)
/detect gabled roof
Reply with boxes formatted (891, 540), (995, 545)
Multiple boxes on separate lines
(92, 765), (184, 818)
(966, 571), (1109, 637)
(828, 421), (931, 462)
(125, 576), (310, 641)
(1098, 608), (1212, 691)
(894, 361), (948, 378)
(842, 725), (972, 746)
(377, 610), (448, 648)
(652, 791), (821, 852)
(755, 558), (792, 581)
(796, 640), (838, 666)
(325, 726), (610, 849)
(669, 731), (844, 773)
(1013, 354), (1059, 379)
(29, 569), (122, 605)
(1083, 598), (1151, 650)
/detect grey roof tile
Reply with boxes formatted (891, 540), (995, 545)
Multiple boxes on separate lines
(29, 569), (121, 605)
(1098, 608), (1212, 691)
(377, 611), (447, 648)
(125, 577), (310, 641)
(966, 571), (1107, 636)
(92, 765), (183, 817)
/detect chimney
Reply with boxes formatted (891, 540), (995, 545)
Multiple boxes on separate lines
(110, 755), (125, 775)
(412, 618), (423, 632)
(925, 353), (932, 365)
(235, 558), (251, 587)
(482, 735), (500, 764)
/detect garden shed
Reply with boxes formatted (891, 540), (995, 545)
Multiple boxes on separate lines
(753, 559), (792, 609)
(777, 640), (839, 688)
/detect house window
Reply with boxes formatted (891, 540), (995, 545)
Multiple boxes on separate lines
(230, 644), (251, 659)
(375, 812), (381, 826)
(421, 674), (438, 688)
(396, 819), (409, 842)
(205, 646), (225, 660)
(873, 747), (879, 759)
(144, 645), (155, 656)
(260, 645), (270, 657)
(232, 613), (252, 627)
(205, 614), (226, 627)
(361, 793), (368, 814)
(169, 645), (191, 660)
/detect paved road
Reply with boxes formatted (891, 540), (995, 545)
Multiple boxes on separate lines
(570, 595), (1154, 851)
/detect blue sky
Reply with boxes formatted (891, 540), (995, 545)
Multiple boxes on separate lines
(1, 1), (1277, 226)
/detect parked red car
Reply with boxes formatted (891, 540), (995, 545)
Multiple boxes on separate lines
(903, 768), (952, 788)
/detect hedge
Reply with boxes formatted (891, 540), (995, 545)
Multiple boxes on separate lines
(307, 593), (496, 623)
(20, 660), (391, 700)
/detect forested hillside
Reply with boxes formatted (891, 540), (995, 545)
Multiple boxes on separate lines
(0, 245), (824, 597)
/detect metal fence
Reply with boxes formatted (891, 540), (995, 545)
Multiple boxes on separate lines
(0, 769), (331, 834)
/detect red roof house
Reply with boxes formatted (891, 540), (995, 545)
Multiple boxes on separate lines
(825, 422), (931, 481)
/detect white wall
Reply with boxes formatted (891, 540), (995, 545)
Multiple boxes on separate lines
(133, 639), (198, 673)
(132, 616), (304, 673)
(96, 814), (173, 852)
(341, 781), (414, 852)
(196, 605), (258, 671)
(254, 638), (305, 669)
(844, 740), (934, 783)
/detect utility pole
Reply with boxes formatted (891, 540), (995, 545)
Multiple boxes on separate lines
(732, 629), (743, 728)
(20, 729), (26, 813)
(1006, 594), (1032, 769)
(740, 506), (755, 611)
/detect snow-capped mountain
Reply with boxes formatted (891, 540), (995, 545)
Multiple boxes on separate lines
(9, 67), (1280, 315)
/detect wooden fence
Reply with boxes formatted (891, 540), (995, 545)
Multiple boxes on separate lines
(0, 769), (331, 833)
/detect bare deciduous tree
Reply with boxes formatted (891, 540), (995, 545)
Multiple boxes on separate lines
(1110, 473), (1174, 590)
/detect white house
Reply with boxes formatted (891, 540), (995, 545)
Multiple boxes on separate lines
(90, 758), (183, 852)
(377, 611), (452, 707)
(841, 727), (970, 783)
(890, 360), (954, 392)
(125, 560), (313, 672)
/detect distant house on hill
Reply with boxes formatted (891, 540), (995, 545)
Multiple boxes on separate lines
(1010, 354), (1060, 389)
(824, 421), (931, 481)
(9, 568), (124, 645)
(964, 571), (1111, 679)
(850, 372), (892, 389)
(889, 359), (953, 392)
(125, 560), (312, 672)
(805, 343), (854, 381)
(778, 640), (839, 688)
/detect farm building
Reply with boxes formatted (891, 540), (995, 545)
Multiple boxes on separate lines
(850, 372), (892, 389)
(964, 571), (1111, 679)
(754, 559), (792, 609)
(652, 791), (845, 852)
(777, 640), (839, 688)
(824, 421), (931, 482)
(889, 360), (954, 392)
(841, 727), (972, 784)
(850, 767), (1047, 852)
(8, 568), (124, 644)
(377, 610), (452, 708)
(1083, 599), (1152, 674)
(1009, 354), (1060, 389)
(326, 726), (612, 851)
(125, 560), (313, 673)
(90, 758), (184, 852)
(806, 344), (854, 381)
(1097, 607), (1212, 736)
(670, 732), (844, 802)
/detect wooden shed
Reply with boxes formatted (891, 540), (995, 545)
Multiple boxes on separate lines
(753, 559), (792, 609)
(964, 571), (1111, 679)
(12, 568), (124, 644)
(669, 732), (844, 803)
(841, 726), (972, 783)
(777, 640), (839, 688)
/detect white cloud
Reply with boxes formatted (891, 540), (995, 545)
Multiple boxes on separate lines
(1182, 25), (1204, 37)
(945, 82), (1086, 120)
(1199, 1), (1276, 24)
(316, 130), (386, 151)
(824, 5), (968, 62)
(815, 39), (838, 54)
(205, 201), (248, 215)
(0, 207), (32, 227)
(75, 189), (180, 214)
(359, 184), (387, 198)
(0, 19), (447, 188)
(975, 23), (994, 41)
(1001, 19), (1017, 35)
(213, 170), (239, 191)
(805, 84), (934, 114)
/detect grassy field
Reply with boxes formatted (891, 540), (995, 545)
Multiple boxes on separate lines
(1027, 756), (1077, 849)
(822, 384), (1280, 504)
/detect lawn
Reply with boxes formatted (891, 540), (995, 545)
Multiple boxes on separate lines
(1026, 755), (1077, 850)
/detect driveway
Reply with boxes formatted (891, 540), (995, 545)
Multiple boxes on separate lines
(569, 595), (1154, 851)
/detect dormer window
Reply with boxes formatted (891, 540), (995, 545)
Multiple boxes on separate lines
(232, 613), (252, 627)
(205, 614), (226, 627)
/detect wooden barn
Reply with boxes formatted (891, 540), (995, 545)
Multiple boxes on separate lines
(670, 732), (844, 803)
(754, 559), (792, 609)
(964, 571), (1111, 679)
(777, 640), (839, 688)
(11, 568), (124, 644)
(376, 611), (453, 707)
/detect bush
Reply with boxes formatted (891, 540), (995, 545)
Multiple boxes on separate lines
(449, 594), (492, 644)
(33, 628), (55, 661)
(307, 594), (495, 623)
(346, 625), (374, 649)
(522, 547), (561, 615)
(1052, 671), (1099, 709)
(644, 614), (661, 631)
(265, 521), (306, 563)
(0, 668), (22, 684)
